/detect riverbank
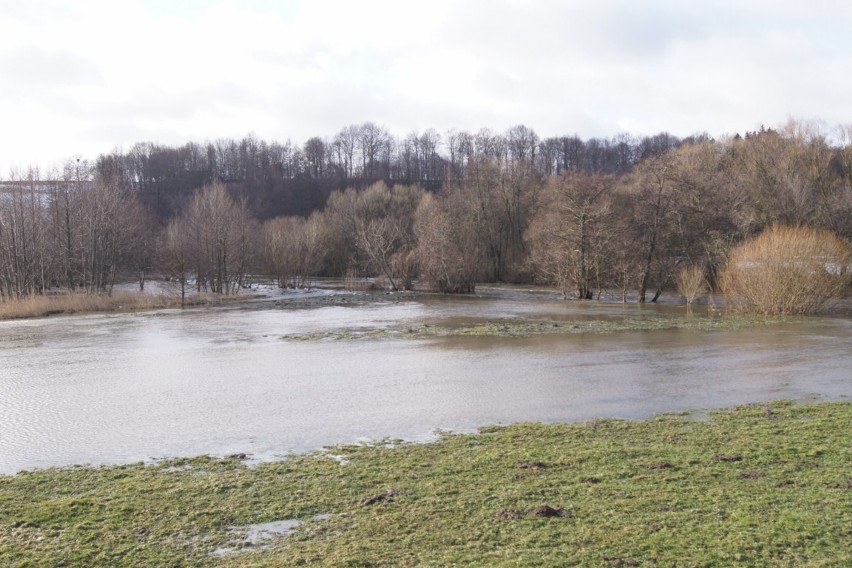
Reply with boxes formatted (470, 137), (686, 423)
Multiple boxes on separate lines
(0, 290), (261, 320)
(1, 400), (848, 566)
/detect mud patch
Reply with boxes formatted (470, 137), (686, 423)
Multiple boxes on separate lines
(360, 489), (399, 506)
(737, 470), (764, 479)
(604, 556), (640, 566)
(530, 505), (572, 518)
(713, 454), (743, 462)
(515, 460), (548, 470)
(498, 505), (572, 519)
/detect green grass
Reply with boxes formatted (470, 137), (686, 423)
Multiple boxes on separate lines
(1, 401), (849, 566)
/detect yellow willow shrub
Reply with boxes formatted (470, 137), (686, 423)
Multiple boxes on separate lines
(719, 224), (852, 315)
(677, 265), (706, 313)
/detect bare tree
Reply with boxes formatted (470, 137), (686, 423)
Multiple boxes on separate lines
(356, 216), (405, 290)
(0, 168), (49, 299)
(175, 181), (255, 295)
(303, 137), (327, 178)
(414, 189), (482, 293)
(624, 154), (680, 302)
(506, 124), (539, 174)
(262, 213), (326, 289)
(161, 219), (191, 307)
(526, 172), (615, 299)
(358, 122), (391, 180)
(333, 125), (360, 179)
(351, 182), (423, 290)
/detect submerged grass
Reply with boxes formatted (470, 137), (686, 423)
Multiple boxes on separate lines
(1, 401), (849, 566)
(280, 313), (794, 341)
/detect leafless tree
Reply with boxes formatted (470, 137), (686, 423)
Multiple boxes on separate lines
(161, 219), (191, 306)
(351, 182), (423, 290)
(624, 153), (680, 302)
(526, 172), (615, 299)
(303, 137), (327, 178)
(173, 181), (255, 295)
(414, 189), (482, 293)
(333, 125), (360, 179)
(262, 213), (326, 289)
(0, 168), (48, 299)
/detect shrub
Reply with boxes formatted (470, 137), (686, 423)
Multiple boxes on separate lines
(677, 265), (706, 313)
(719, 224), (852, 315)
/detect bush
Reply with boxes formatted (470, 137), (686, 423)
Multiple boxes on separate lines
(719, 224), (852, 315)
(677, 265), (706, 313)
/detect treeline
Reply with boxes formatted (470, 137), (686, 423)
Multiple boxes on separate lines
(1, 120), (851, 303)
(91, 123), (685, 223)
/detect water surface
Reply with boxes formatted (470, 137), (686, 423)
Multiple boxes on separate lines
(1, 292), (849, 474)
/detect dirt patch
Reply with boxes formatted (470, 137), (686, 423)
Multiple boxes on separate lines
(646, 462), (674, 470)
(530, 505), (572, 518)
(497, 505), (572, 519)
(359, 489), (399, 506)
(515, 460), (548, 470)
(737, 470), (764, 479)
(603, 556), (640, 566)
(713, 454), (743, 462)
(580, 476), (601, 484)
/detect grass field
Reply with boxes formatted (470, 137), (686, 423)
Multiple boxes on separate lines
(1, 401), (849, 567)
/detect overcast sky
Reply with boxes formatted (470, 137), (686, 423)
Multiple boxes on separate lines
(1, 0), (850, 175)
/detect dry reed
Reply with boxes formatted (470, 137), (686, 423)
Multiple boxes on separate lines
(0, 292), (229, 320)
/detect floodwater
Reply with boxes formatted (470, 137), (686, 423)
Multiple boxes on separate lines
(1, 289), (850, 475)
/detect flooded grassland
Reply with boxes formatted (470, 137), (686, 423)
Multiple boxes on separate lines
(1, 286), (849, 474)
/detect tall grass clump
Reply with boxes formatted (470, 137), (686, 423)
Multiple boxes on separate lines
(0, 293), (173, 320)
(719, 224), (852, 315)
(0, 291), (235, 320)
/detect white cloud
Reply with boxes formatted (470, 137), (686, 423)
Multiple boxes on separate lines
(1, 0), (851, 174)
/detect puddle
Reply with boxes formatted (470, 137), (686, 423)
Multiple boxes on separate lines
(212, 514), (332, 556)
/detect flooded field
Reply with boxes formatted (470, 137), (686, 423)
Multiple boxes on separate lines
(1, 288), (850, 474)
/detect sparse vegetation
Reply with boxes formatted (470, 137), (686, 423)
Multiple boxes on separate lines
(1, 401), (848, 566)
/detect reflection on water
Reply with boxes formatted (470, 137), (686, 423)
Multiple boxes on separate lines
(1, 293), (850, 474)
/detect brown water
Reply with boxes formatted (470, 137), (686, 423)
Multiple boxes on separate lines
(1, 291), (850, 474)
